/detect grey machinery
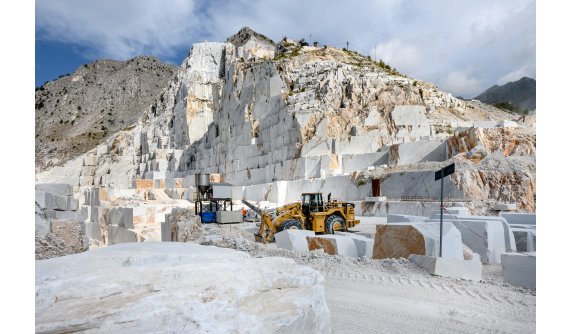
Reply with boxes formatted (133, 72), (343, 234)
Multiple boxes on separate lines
(194, 173), (233, 223)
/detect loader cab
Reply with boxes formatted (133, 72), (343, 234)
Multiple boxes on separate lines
(301, 193), (324, 217)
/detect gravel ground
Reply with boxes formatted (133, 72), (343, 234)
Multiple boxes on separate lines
(200, 222), (535, 334)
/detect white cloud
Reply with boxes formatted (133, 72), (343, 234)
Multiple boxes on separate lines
(497, 64), (535, 85)
(370, 39), (424, 74)
(36, 0), (535, 96)
(442, 71), (483, 98)
(36, 0), (199, 60)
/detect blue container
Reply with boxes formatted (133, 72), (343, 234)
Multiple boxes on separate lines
(201, 212), (216, 224)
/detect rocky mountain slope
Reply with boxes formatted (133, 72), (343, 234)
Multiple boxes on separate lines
(36, 28), (535, 213)
(474, 77), (536, 114)
(35, 56), (176, 171)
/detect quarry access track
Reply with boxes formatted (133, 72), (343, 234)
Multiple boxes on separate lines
(202, 229), (536, 333)
(319, 266), (535, 333)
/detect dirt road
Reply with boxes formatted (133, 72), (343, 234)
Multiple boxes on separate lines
(320, 265), (535, 333)
(211, 223), (536, 333)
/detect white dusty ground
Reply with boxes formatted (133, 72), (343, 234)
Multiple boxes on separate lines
(322, 262), (534, 333)
(206, 221), (536, 334)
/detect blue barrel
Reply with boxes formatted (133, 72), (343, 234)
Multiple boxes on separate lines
(201, 212), (216, 223)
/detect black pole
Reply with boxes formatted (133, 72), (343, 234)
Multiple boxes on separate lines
(439, 172), (444, 257)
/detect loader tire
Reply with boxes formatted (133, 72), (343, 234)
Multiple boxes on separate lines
(280, 219), (302, 231)
(325, 215), (346, 234)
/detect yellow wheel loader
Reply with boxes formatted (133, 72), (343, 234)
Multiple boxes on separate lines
(254, 193), (360, 243)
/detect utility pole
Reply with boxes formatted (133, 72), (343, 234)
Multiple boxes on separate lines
(310, 34), (312, 46)
(374, 46), (377, 61)
(346, 41), (349, 50)
(439, 172), (443, 256)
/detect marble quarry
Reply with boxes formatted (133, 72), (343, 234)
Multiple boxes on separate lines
(34, 30), (536, 306)
(32, 28), (539, 334)
(36, 31), (533, 202)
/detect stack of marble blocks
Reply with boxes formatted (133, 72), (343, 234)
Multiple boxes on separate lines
(386, 211), (536, 288)
(36, 183), (84, 221)
(78, 144), (131, 188)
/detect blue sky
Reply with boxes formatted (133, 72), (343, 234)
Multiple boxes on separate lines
(35, 0), (535, 97)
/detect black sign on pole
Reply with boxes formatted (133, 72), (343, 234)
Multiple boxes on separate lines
(435, 163), (455, 257)
(435, 163), (455, 181)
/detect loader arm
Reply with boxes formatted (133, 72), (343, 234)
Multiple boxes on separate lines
(255, 202), (304, 243)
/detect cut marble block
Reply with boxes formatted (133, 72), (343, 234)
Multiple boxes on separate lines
(493, 203), (517, 211)
(35, 183), (73, 196)
(500, 213), (536, 226)
(48, 210), (88, 221)
(275, 229), (315, 252)
(448, 219), (507, 264)
(107, 207), (134, 229)
(365, 196), (387, 202)
(83, 154), (97, 166)
(336, 232), (374, 258)
(35, 191), (54, 210)
(69, 198), (79, 211)
(501, 252), (536, 289)
(83, 222), (102, 241)
(511, 227), (536, 252)
(306, 235), (358, 258)
(79, 176), (94, 186)
(53, 195), (71, 211)
(133, 179), (155, 189)
(410, 254), (482, 281)
(107, 226), (138, 245)
(387, 214), (428, 223)
(373, 223), (463, 260)
(215, 211), (242, 224)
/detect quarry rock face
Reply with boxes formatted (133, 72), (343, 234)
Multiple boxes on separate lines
(35, 243), (331, 333)
(35, 56), (176, 171)
(35, 27), (535, 217)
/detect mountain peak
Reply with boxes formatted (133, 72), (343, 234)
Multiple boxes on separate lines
(226, 27), (275, 47)
(474, 77), (536, 113)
